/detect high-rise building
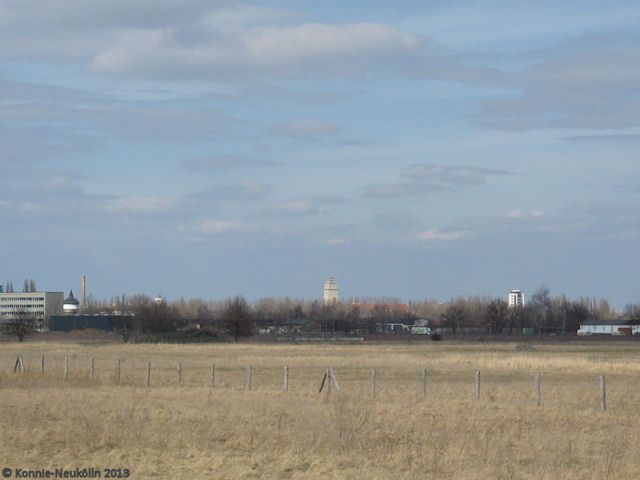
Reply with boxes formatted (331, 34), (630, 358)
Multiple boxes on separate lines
(508, 289), (525, 308)
(323, 277), (339, 305)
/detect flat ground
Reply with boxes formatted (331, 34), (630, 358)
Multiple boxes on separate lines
(1, 341), (639, 479)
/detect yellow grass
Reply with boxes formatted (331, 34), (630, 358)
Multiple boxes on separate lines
(1, 341), (639, 479)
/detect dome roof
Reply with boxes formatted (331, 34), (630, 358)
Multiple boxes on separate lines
(64, 290), (80, 306)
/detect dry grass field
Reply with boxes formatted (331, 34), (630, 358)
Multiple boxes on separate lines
(1, 341), (639, 479)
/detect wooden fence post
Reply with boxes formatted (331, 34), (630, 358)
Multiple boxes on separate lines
(41, 354), (45, 373)
(177, 362), (182, 387)
(535, 372), (541, 406)
(64, 355), (69, 380)
(371, 368), (376, 399)
(116, 359), (121, 385)
(422, 368), (427, 398)
(283, 366), (289, 393)
(599, 374), (607, 412)
(146, 361), (151, 387)
(91, 357), (95, 378)
(330, 368), (341, 393)
(210, 362), (215, 388)
(13, 355), (24, 374)
(246, 365), (252, 391)
(475, 370), (481, 399)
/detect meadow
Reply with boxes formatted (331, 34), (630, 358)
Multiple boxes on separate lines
(1, 340), (639, 479)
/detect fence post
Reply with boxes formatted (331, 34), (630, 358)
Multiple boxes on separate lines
(210, 362), (215, 388)
(246, 365), (252, 391)
(535, 372), (541, 406)
(330, 368), (341, 393)
(146, 361), (151, 387)
(13, 355), (24, 374)
(475, 370), (481, 399)
(371, 368), (376, 399)
(599, 374), (607, 412)
(283, 366), (289, 393)
(116, 359), (121, 385)
(91, 357), (95, 379)
(422, 368), (427, 398)
(177, 362), (182, 387)
(64, 355), (69, 380)
(41, 354), (45, 373)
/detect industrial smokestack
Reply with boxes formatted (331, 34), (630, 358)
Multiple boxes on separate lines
(81, 275), (87, 308)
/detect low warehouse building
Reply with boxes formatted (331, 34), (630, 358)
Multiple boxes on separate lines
(578, 319), (640, 335)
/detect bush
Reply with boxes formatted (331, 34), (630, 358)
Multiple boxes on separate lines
(431, 333), (443, 341)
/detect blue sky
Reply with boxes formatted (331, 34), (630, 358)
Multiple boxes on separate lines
(1, 1), (639, 307)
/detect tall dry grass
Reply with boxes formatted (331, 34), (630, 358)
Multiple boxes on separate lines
(0, 341), (639, 479)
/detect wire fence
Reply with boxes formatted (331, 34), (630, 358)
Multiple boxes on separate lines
(1, 352), (622, 412)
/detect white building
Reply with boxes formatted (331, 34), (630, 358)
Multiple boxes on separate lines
(508, 289), (525, 308)
(578, 320), (640, 336)
(323, 277), (339, 305)
(0, 291), (64, 331)
(63, 291), (80, 315)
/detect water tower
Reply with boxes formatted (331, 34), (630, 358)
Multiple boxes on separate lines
(63, 290), (80, 315)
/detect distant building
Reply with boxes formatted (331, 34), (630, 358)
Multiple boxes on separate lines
(63, 290), (80, 315)
(323, 277), (339, 305)
(508, 289), (525, 308)
(578, 319), (640, 336)
(0, 291), (64, 331)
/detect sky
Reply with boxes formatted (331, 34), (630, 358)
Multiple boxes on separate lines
(1, 1), (639, 308)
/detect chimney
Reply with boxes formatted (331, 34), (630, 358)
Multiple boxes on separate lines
(81, 275), (87, 307)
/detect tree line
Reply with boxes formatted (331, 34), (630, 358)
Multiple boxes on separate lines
(4, 281), (639, 342)
(76, 285), (638, 341)
(1, 279), (37, 293)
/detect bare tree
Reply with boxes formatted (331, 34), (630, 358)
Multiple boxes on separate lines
(565, 301), (591, 333)
(440, 303), (466, 335)
(114, 316), (134, 343)
(507, 306), (517, 335)
(623, 303), (640, 320)
(221, 296), (253, 342)
(3, 310), (39, 342)
(530, 285), (551, 334)
(485, 299), (508, 335)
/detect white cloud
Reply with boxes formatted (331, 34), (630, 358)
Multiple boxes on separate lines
(34, 175), (81, 194)
(265, 200), (318, 216)
(364, 182), (446, 198)
(270, 120), (340, 138)
(184, 182), (272, 206)
(474, 37), (640, 130)
(416, 228), (463, 241)
(87, 22), (422, 79)
(107, 196), (173, 213)
(402, 165), (512, 186)
(364, 164), (512, 199)
(505, 210), (544, 219)
(194, 220), (259, 235)
(183, 155), (277, 171)
(325, 237), (351, 245)
(19, 202), (43, 213)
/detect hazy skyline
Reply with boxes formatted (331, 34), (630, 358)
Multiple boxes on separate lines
(1, 1), (639, 307)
